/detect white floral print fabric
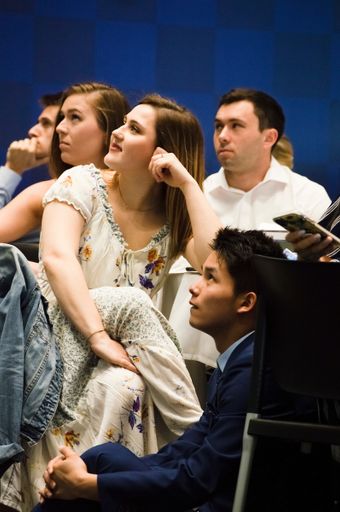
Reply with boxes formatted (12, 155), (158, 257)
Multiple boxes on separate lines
(1, 288), (202, 511)
(38, 164), (175, 303)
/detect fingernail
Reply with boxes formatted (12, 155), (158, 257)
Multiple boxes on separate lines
(298, 230), (306, 235)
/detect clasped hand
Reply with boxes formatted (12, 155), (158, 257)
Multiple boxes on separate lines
(39, 447), (89, 503)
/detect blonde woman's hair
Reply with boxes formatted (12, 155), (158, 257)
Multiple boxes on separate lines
(272, 133), (294, 169)
(139, 94), (205, 259)
(50, 82), (130, 177)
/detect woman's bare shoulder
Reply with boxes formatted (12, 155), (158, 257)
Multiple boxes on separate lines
(10, 179), (56, 215)
(0, 180), (56, 242)
(23, 178), (56, 197)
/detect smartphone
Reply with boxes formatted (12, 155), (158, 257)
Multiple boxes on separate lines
(273, 213), (340, 247)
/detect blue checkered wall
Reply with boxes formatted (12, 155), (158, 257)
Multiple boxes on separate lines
(1, 0), (339, 199)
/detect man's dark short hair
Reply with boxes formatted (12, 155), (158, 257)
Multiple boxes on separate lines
(210, 227), (286, 296)
(39, 91), (63, 108)
(218, 88), (285, 147)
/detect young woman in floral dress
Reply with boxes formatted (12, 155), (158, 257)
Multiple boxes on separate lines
(0, 93), (221, 511)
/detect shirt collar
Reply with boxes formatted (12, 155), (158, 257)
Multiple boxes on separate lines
(217, 331), (254, 373)
(263, 156), (289, 185)
(208, 166), (229, 191)
(208, 157), (289, 193)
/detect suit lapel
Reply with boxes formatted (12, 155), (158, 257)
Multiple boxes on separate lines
(208, 333), (255, 422)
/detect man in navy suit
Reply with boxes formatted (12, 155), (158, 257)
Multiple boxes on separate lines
(34, 228), (329, 512)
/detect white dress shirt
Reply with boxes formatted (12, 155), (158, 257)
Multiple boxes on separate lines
(204, 156), (331, 229)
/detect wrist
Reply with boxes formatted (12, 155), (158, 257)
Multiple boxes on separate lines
(4, 162), (25, 175)
(87, 329), (113, 347)
(75, 473), (99, 501)
(86, 328), (105, 343)
(179, 176), (198, 194)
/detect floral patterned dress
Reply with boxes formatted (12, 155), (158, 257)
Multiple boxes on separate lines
(38, 164), (174, 303)
(0, 165), (202, 511)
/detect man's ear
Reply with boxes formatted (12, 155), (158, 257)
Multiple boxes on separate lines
(237, 292), (257, 314)
(263, 128), (278, 149)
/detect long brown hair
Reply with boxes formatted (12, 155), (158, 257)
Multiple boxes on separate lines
(139, 94), (205, 259)
(49, 82), (130, 178)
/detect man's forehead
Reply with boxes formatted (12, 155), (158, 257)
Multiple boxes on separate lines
(215, 100), (256, 121)
(39, 105), (59, 122)
(203, 251), (226, 272)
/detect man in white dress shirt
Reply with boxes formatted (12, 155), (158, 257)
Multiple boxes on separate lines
(204, 88), (331, 228)
(167, 89), (331, 380)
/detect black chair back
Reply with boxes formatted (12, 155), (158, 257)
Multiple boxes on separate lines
(251, 255), (340, 401)
(10, 243), (39, 263)
(232, 256), (340, 512)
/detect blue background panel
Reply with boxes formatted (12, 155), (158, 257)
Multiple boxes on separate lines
(156, 27), (215, 92)
(217, 0), (275, 30)
(329, 100), (340, 163)
(295, 163), (329, 191)
(0, 82), (32, 146)
(95, 22), (157, 91)
(34, 0), (97, 19)
(34, 17), (95, 83)
(157, 0), (216, 27)
(280, 98), (329, 163)
(331, 35), (340, 99)
(335, 0), (340, 32)
(274, 33), (331, 98)
(275, 0), (333, 33)
(0, 14), (33, 82)
(0, 0), (33, 13)
(97, 0), (157, 23)
(0, 0), (339, 201)
(215, 30), (274, 94)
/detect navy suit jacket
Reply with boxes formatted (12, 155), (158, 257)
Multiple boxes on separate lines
(96, 332), (318, 512)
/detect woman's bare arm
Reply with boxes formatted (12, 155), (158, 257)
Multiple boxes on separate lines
(0, 179), (54, 243)
(149, 149), (222, 271)
(41, 201), (138, 373)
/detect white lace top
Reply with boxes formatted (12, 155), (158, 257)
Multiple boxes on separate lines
(38, 164), (175, 303)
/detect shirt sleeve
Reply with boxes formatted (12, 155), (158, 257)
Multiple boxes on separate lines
(0, 166), (22, 209)
(295, 178), (331, 222)
(42, 165), (97, 222)
(305, 188), (331, 222)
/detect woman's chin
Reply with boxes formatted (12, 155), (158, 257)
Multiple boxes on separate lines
(104, 154), (115, 169)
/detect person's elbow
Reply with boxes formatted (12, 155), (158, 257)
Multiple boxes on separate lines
(42, 249), (76, 277)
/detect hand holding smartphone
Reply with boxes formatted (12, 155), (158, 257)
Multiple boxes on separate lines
(273, 213), (340, 247)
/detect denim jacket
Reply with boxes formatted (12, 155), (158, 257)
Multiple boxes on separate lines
(0, 244), (63, 477)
